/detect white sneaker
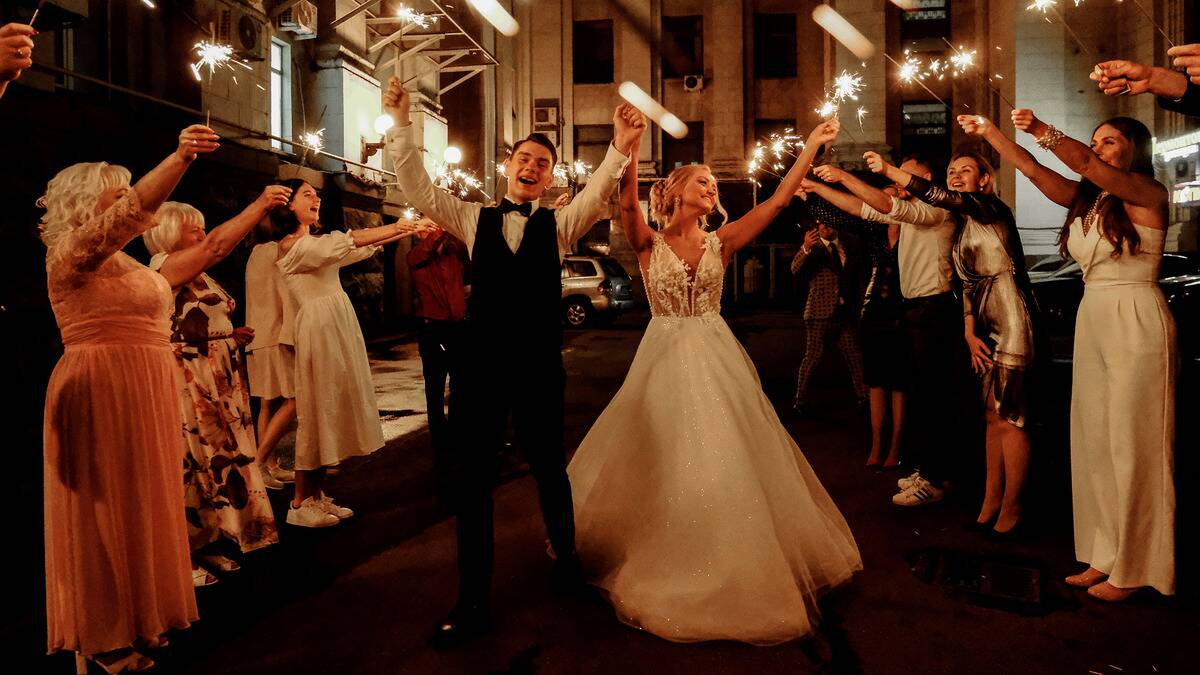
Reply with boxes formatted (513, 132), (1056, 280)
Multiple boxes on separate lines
(892, 478), (945, 506)
(897, 470), (922, 491)
(259, 464), (284, 490)
(317, 495), (354, 520)
(272, 466), (296, 484)
(286, 498), (340, 527)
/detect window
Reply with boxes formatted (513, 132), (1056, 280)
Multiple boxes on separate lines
(573, 20), (614, 84)
(574, 124), (615, 177)
(565, 260), (599, 278)
(899, 0), (950, 46)
(753, 14), (796, 79)
(662, 15), (703, 79)
(270, 39), (292, 151)
(662, 121), (703, 174)
(900, 102), (949, 165)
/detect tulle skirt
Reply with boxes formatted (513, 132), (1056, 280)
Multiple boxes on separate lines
(568, 315), (862, 645)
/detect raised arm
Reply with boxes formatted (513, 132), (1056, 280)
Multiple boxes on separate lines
(49, 126), (219, 281)
(1012, 108), (1167, 216)
(718, 119), (840, 255)
(557, 103), (639, 251)
(0, 23), (35, 102)
(799, 179), (888, 244)
(156, 186), (292, 289)
(815, 163), (893, 214)
(616, 125), (654, 256)
(959, 115), (1077, 208)
(382, 78), (481, 244)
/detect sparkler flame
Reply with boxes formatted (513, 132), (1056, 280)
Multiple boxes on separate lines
(746, 130), (806, 184)
(300, 129), (325, 153)
(190, 41), (251, 82)
(1026, 0), (1058, 12)
(898, 51), (924, 83)
(948, 49), (977, 77)
(815, 70), (865, 120)
(436, 165), (486, 200)
(396, 4), (438, 29)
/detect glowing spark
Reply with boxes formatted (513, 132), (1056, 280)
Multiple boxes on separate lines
(1026, 0), (1057, 13)
(396, 4), (438, 28)
(141, 0), (156, 7)
(816, 70), (864, 119)
(402, 207), (418, 221)
(495, 162), (507, 177)
(948, 49), (977, 77)
(898, 51), (924, 83)
(857, 107), (868, 132)
(190, 41), (251, 82)
(436, 165), (486, 200)
(300, 129), (325, 153)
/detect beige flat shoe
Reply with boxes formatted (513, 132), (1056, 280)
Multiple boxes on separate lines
(1087, 581), (1140, 602)
(1065, 567), (1108, 588)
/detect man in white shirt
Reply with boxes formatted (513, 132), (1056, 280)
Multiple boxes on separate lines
(801, 154), (972, 508)
(383, 77), (644, 648)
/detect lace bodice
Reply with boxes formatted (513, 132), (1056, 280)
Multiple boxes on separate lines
(45, 190), (173, 346)
(643, 232), (724, 317)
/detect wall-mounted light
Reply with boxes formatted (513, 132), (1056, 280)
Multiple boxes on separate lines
(444, 146), (463, 165)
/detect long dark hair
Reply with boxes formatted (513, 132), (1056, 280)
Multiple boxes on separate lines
(1058, 117), (1152, 258)
(267, 178), (316, 241)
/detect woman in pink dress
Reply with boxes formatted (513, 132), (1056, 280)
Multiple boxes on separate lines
(40, 125), (219, 672)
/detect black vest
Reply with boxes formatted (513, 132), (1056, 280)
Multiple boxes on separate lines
(469, 205), (562, 352)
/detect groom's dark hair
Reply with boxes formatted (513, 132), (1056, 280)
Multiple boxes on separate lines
(510, 133), (558, 166)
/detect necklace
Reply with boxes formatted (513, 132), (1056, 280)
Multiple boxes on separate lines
(1082, 191), (1109, 237)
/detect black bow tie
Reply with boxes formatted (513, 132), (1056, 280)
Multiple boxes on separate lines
(497, 198), (533, 218)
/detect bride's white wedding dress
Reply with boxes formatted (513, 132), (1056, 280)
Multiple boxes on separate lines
(567, 231), (862, 645)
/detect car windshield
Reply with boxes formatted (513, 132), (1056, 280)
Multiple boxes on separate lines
(599, 258), (630, 279)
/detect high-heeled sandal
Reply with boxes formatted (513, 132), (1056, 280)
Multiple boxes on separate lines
(75, 649), (155, 674)
(192, 566), (219, 587)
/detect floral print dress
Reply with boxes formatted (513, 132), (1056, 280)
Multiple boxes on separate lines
(151, 255), (279, 553)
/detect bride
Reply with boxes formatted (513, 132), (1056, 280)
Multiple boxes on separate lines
(567, 114), (862, 645)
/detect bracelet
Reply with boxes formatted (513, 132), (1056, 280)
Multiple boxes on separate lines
(1035, 125), (1065, 151)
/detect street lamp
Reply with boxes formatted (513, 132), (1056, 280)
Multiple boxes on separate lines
(361, 114), (397, 164)
(443, 146), (463, 165)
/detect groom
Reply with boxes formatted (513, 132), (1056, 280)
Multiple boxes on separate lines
(383, 78), (644, 648)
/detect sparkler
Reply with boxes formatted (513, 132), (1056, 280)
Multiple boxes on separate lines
(190, 40), (252, 83)
(29, 1), (45, 27)
(436, 164), (487, 200)
(887, 51), (951, 111)
(300, 129), (325, 154)
(941, 38), (1017, 111)
(856, 107), (868, 133)
(1119, 0), (1176, 48)
(746, 130), (806, 185)
(396, 4), (438, 29)
(815, 70), (865, 121)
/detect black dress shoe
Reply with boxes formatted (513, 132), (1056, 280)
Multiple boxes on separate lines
(431, 603), (489, 650)
(550, 553), (585, 596)
(986, 520), (1026, 542)
(963, 515), (998, 533)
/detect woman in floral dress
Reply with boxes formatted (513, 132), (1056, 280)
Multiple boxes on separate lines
(143, 191), (290, 582)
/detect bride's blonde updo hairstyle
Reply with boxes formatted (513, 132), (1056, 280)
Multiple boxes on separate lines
(37, 162), (133, 248)
(648, 164), (727, 231)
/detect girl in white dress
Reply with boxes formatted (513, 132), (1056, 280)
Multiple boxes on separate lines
(270, 179), (424, 527)
(974, 111), (1176, 601)
(245, 234), (299, 489)
(567, 116), (862, 645)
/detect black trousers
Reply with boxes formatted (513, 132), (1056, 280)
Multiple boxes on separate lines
(901, 293), (974, 486)
(418, 319), (466, 498)
(449, 343), (575, 605)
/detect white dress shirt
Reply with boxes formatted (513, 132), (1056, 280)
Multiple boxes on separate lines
(386, 125), (631, 261)
(860, 199), (956, 300)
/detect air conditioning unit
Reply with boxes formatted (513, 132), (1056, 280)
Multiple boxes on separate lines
(277, 0), (318, 40)
(216, 2), (268, 61)
(683, 74), (705, 92)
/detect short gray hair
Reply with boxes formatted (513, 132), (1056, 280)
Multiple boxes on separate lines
(143, 201), (205, 255)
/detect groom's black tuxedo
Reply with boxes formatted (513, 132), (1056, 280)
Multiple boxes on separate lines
(450, 204), (576, 604)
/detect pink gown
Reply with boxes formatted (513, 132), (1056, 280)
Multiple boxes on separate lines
(43, 190), (197, 655)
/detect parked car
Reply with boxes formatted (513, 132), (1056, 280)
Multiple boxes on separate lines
(1026, 256), (1080, 281)
(561, 255), (636, 327)
(1030, 252), (1200, 363)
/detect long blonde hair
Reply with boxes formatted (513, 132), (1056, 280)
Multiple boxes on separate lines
(37, 162), (133, 248)
(143, 202), (205, 255)
(648, 164), (727, 231)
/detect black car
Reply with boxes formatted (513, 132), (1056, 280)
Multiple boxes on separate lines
(1030, 252), (1200, 363)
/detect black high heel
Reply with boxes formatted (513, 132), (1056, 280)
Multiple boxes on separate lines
(963, 513), (998, 533)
